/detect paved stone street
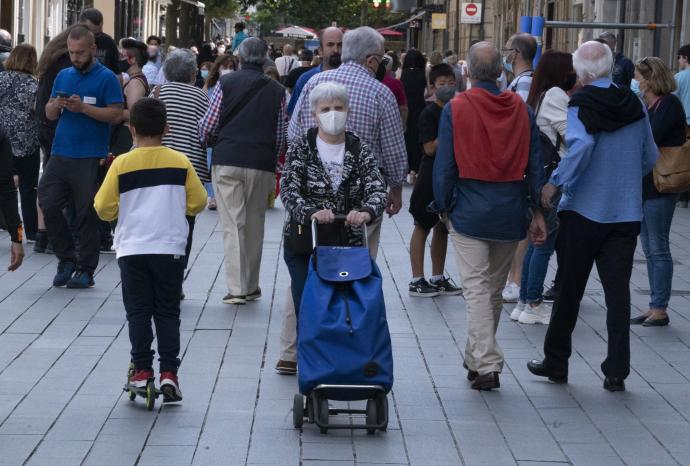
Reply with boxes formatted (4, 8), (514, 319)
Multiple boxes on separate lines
(1, 186), (690, 466)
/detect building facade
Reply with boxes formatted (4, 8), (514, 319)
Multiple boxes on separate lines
(417, 0), (690, 71)
(0, 0), (166, 55)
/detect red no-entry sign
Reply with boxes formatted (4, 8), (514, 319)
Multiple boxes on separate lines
(461, 2), (482, 24)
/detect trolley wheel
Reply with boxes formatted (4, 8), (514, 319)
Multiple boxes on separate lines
(377, 394), (388, 432)
(128, 390), (136, 401)
(293, 394), (304, 428)
(306, 395), (315, 424)
(365, 399), (377, 435)
(318, 396), (329, 434)
(145, 381), (156, 411)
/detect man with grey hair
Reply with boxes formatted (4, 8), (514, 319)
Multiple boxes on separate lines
(198, 37), (287, 305)
(289, 26), (407, 258)
(0, 29), (12, 71)
(432, 41), (547, 391)
(528, 41), (657, 392)
(598, 31), (634, 87)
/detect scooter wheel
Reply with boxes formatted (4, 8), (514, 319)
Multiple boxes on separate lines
(365, 399), (377, 435)
(128, 390), (136, 401)
(145, 381), (156, 411)
(293, 394), (304, 428)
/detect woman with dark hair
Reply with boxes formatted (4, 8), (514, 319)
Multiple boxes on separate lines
(33, 25), (77, 253)
(401, 49), (427, 184)
(511, 50), (577, 326)
(201, 54), (237, 209)
(0, 44), (39, 243)
(630, 57), (687, 327)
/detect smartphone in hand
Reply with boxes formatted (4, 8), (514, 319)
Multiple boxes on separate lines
(55, 91), (70, 99)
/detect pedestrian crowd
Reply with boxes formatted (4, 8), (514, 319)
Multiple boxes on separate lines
(1, 10), (690, 402)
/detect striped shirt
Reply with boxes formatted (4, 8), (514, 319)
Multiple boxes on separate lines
(94, 146), (207, 258)
(508, 70), (533, 103)
(153, 82), (210, 182)
(288, 62), (407, 188)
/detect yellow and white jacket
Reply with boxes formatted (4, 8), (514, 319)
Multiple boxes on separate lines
(94, 146), (207, 258)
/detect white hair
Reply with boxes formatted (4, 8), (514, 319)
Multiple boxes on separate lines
(309, 82), (349, 112)
(573, 41), (613, 84)
(341, 27), (384, 64)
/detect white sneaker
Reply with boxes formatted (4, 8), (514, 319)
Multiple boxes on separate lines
(510, 301), (526, 321)
(518, 302), (552, 325)
(502, 282), (520, 303)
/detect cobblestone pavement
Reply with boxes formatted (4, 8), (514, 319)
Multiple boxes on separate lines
(1, 187), (690, 466)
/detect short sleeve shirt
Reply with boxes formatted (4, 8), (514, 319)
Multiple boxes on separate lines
(51, 61), (123, 158)
(418, 102), (443, 147)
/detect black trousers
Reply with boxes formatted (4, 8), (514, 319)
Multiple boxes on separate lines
(543, 211), (640, 379)
(13, 149), (40, 239)
(37, 156), (100, 272)
(119, 254), (185, 373)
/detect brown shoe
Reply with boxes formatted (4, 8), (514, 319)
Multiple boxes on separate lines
(275, 360), (297, 375)
(471, 372), (500, 391)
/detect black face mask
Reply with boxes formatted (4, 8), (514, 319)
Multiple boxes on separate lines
(118, 58), (130, 73)
(562, 73), (577, 91)
(327, 53), (342, 68)
(375, 60), (387, 82)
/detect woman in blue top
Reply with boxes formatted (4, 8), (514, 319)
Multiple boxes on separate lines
(202, 54), (237, 210)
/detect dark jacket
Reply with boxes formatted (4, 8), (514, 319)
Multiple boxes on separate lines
(0, 125), (22, 242)
(212, 63), (285, 172)
(280, 129), (387, 243)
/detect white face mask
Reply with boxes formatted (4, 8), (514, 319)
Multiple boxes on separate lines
(219, 68), (233, 76)
(318, 110), (347, 136)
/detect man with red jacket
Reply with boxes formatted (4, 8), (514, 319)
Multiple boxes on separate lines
(432, 42), (547, 390)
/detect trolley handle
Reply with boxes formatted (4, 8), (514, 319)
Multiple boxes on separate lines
(311, 214), (369, 250)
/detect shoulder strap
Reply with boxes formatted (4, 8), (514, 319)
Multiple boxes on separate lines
(218, 75), (272, 130)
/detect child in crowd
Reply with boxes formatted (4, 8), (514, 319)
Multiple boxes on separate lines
(94, 98), (206, 402)
(408, 64), (463, 297)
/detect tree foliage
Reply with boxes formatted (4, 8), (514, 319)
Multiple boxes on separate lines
(252, 0), (407, 34)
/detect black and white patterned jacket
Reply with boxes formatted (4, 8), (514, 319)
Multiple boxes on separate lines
(280, 128), (387, 238)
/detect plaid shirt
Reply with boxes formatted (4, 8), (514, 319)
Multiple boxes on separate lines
(288, 62), (407, 188)
(198, 82), (288, 157)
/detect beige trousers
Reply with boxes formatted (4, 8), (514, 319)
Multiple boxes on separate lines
(278, 215), (383, 362)
(212, 165), (276, 296)
(448, 225), (517, 375)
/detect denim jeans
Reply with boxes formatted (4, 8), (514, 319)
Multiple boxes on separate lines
(206, 148), (214, 198)
(283, 243), (311, 316)
(640, 194), (678, 310)
(519, 230), (558, 304)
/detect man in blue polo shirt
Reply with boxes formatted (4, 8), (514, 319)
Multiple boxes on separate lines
(286, 26), (342, 116)
(38, 25), (123, 289)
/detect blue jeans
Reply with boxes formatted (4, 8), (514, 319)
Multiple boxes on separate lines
(206, 148), (214, 198)
(519, 231), (558, 304)
(641, 195), (678, 310)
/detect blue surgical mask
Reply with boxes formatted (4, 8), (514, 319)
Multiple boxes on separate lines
(201, 69), (209, 79)
(630, 78), (642, 97)
(502, 57), (513, 74)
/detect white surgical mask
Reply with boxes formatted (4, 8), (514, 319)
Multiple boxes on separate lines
(318, 110), (347, 136)
(219, 68), (233, 76)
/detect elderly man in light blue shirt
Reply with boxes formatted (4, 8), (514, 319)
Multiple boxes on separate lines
(527, 41), (658, 393)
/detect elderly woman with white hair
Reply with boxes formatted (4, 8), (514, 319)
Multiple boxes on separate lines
(280, 81), (387, 315)
(152, 48), (210, 291)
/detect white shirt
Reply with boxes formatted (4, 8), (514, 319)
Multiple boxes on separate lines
(536, 86), (569, 159)
(316, 135), (345, 192)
